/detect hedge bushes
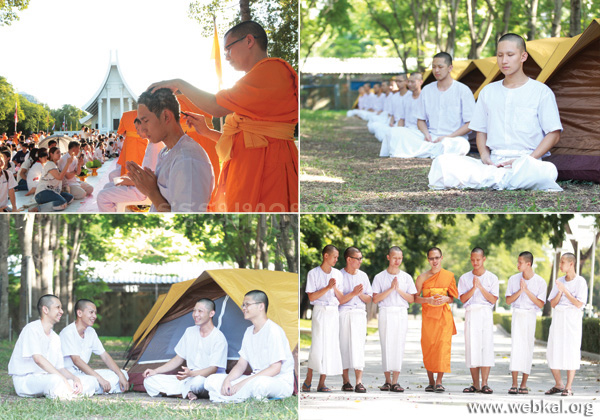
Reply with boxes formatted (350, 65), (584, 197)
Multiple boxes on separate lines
(493, 313), (600, 354)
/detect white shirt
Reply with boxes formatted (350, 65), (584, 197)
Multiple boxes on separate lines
(57, 153), (80, 186)
(60, 322), (105, 370)
(306, 266), (343, 306)
(174, 325), (228, 372)
(17, 158), (32, 182)
(339, 268), (372, 312)
(469, 79), (562, 154)
(372, 269), (417, 308)
(391, 92), (408, 123)
(238, 319), (293, 384)
(8, 320), (64, 376)
(0, 170), (17, 208)
(372, 93), (385, 112)
(358, 94), (367, 110)
(383, 92), (395, 116)
(141, 141), (164, 171)
(416, 80), (475, 138)
(547, 275), (588, 310)
(401, 94), (422, 130)
(505, 272), (547, 311)
(151, 135), (214, 212)
(36, 161), (62, 194)
(458, 270), (500, 308)
(26, 162), (43, 189)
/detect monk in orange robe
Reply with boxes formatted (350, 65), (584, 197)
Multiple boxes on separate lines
(148, 20), (298, 212)
(416, 247), (458, 393)
(117, 110), (148, 176)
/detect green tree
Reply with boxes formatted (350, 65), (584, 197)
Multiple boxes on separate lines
(50, 104), (86, 133)
(0, 0), (30, 26)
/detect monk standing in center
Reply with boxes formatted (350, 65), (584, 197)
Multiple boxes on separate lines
(415, 247), (458, 392)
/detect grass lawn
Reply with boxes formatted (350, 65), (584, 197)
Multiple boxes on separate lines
(300, 109), (600, 212)
(0, 338), (297, 419)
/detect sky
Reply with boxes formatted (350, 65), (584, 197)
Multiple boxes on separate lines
(0, 0), (244, 109)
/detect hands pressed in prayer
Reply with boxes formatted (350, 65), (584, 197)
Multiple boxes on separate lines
(391, 277), (399, 291)
(520, 278), (528, 291)
(353, 284), (364, 296)
(126, 161), (158, 197)
(473, 276), (482, 290)
(327, 278), (337, 289)
(556, 280), (567, 294)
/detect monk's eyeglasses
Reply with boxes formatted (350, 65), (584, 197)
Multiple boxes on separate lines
(224, 35), (264, 55)
(241, 302), (259, 309)
(350, 256), (363, 261)
(428, 257), (441, 261)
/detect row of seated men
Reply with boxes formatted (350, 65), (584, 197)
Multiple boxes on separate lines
(347, 33), (563, 192)
(8, 292), (294, 403)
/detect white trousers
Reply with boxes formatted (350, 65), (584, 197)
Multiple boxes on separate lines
(307, 305), (343, 375)
(69, 368), (129, 394)
(12, 373), (96, 399)
(510, 308), (537, 374)
(144, 374), (207, 398)
(339, 308), (367, 370)
(68, 181), (94, 200)
(428, 153), (562, 191)
(204, 373), (293, 403)
(378, 306), (408, 372)
(383, 127), (469, 158)
(346, 110), (374, 121)
(108, 167), (121, 182)
(96, 184), (146, 212)
(464, 304), (495, 368)
(547, 306), (583, 370)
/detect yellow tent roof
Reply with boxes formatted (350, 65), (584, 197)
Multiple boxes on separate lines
(132, 269), (298, 352)
(459, 57), (497, 80)
(423, 59), (472, 85)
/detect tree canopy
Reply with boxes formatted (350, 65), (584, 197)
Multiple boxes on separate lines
(0, 0), (30, 26)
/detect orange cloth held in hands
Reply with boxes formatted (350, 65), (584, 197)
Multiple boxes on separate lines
(117, 110), (148, 176)
(210, 57), (298, 213)
(421, 269), (458, 373)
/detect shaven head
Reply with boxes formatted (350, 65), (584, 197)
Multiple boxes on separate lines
(561, 252), (576, 264)
(433, 52), (452, 67)
(389, 246), (402, 255)
(37, 294), (59, 317)
(322, 244), (338, 257)
(428, 247), (443, 258)
(225, 20), (268, 51)
(245, 289), (269, 313)
(75, 299), (94, 317)
(498, 33), (526, 53)
(197, 298), (215, 313)
(471, 247), (485, 257)
(519, 251), (534, 265)
(344, 246), (360, 261)
(138, 88), (181, 123)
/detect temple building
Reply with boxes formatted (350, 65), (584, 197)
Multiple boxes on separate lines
(80, 51), (137, 133)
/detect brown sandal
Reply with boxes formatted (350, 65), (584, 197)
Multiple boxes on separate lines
(342, 382), (353, 392)
(379, 382), (392, 391)
(481, 385), (493, 394)
(391, 383), (404, 392)
(545, 386), (564, 395)
(355, 383), (367, 393)
(463, 385), (479, 393)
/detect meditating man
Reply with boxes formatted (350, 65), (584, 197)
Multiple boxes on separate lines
(302, 245), (343, 393)
(338, 247), (372, 393)
(8, 295), (95, 399)
(429, 33), (563, 191)
(126, 88), (214, 212)
(458, 248), (499, 394)
(60, 299), (129, 394)
(545, 253), (588, 397)
(205, 290), (294, 402)
(372, 246), (416, 392)
(505, 251), (547, 395)
(148, 21), (298, 212)
(415, 247), (458, 392)
(143, 298), (228, 400)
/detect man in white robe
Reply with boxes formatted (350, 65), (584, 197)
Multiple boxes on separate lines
(368, 82), (395, 141)
(347, 87), (367, 118)
(545, 253), (588, 397)
(143, 298), (228, 399)
(60, 299), (129, 394)
(205, 290), (294, 402)
(338, 247), (372, 393)
(381, 73), (424, 157)
(8, 295), (94, 399)
(372, 246), (416, 392)
(505, 251), (547, 395)
(302, 245), (344, 393)
(429, 33), (563, 191)
(458, 248), (499, 394)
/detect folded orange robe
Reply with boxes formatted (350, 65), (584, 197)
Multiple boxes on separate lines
(210, 57), (298, 212)
(117, 110), (148, 176)
(421, 269), (458, 373)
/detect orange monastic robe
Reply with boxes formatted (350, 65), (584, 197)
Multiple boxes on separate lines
(117, 110), (148, 176)
(210, 57), (298, 212)
(421, 269), (458, 373)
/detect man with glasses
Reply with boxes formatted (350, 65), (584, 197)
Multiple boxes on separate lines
(338, 247), (372, 393)
(205, 290), (294, 402)
(415, 247), (458, 393)
(147, 20), (298, 213)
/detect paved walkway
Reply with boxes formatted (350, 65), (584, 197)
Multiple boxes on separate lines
(299, 316), (599, 419)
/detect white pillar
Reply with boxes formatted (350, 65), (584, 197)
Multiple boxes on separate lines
(106, 92), (111, 133)
(120, 86), (124, 118)
(128, 98), (133, 111)
(98, 99), (103, 131)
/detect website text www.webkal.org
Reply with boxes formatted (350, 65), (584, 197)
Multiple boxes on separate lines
(467, 399), (594, 416)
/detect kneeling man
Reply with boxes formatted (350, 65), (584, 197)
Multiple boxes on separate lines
(143, 298), (228, 399)
(429, 33), (562, 191)
(60, 299), (129, 394)
(205, 290), (294, 402)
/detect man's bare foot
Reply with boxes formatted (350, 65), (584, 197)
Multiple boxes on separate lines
(187, 391), (197, 401)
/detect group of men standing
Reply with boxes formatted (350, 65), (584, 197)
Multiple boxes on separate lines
(8, 290), (295, 403)
(302, 245), (588, 397)
(349, 33), (563, 192)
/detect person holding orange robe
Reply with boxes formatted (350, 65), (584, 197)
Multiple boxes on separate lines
(415, 247), (458, 393)
(148, 20), (298, 213)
